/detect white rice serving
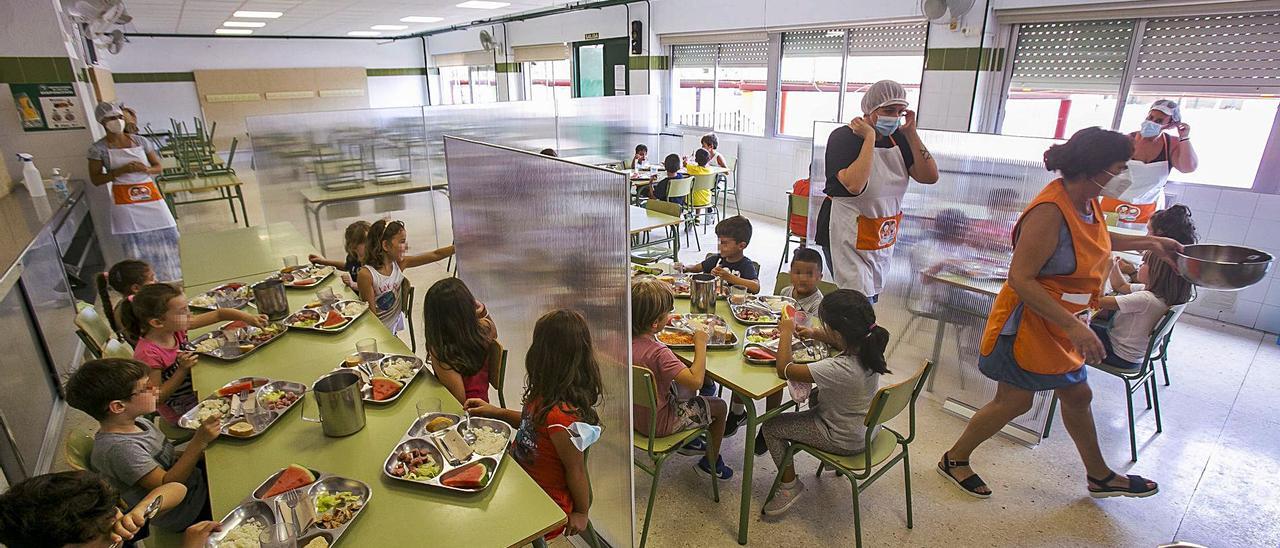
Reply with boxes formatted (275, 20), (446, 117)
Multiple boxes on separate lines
(217, 518), (265, 548)
(470, 426), (507, 455)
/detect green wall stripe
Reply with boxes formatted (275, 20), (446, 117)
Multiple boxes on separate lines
(112, 72), (196, 83)
(627, 55), (669, 70)
(924, 47), (1004, 72)
(367, 67), (428, 77)
(495, 62), (522, 74)
(0, 56), (77, 84)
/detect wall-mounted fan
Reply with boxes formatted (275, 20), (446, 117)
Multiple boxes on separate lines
(922, 0), (976, 31)
(479, 29), (503, 51)
(65, 0), (132, 55)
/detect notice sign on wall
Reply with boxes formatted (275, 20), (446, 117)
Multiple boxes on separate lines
(10, 83), (86, 132)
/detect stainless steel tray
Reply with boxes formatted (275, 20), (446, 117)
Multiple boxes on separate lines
(330, 353), (425, 404)
(729, 295), (797, 326)
(656, 314), (738, 350)
(741, 325), (830, 365)
(208, 467), (370, 547)
(272, 264), (337, 289)
(188, 321), (288, 361)
(383, 413), (512, 493)
(177, 377), (305, 438)
(283, 300), (369, 333)
(188, 282), (254, 311)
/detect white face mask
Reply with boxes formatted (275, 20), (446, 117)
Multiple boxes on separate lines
(1092, 169), (1131, 199)
(104, 119), (126, 134)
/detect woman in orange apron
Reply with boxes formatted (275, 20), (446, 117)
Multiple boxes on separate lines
(87, 102), (181, 282)
(937, 128), (1182, 499)
(1100, 99), (1198, 227)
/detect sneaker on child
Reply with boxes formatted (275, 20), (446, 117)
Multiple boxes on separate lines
(762, 479), (806, 517)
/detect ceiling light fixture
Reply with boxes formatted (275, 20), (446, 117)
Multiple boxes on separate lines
(232, 10), (283, 18)
(223, 21), (266, 28)
(347, 31), (382, 37)
(456, 1), (510, 9)
(400, 16), (444, 23)
(371, 25), (408, 31)
(215, 28), (254, 35)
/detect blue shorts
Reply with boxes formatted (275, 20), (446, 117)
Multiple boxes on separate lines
(978, 333), (1087, 391)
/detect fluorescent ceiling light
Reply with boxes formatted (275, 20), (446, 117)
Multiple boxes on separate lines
(232, 10), (283, 18)
(347, 31), (382, 37)
(223, 21), (266, 28)
(400, 16), (443, 23)
(215, 28), (253, 35)
(456, 1), (510, 9)
(371, 25), (408, 31)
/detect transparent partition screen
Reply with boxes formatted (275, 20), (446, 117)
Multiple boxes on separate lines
(444, 137), (633, 545)
(811, 122), (1064, 440)
(555, 95), (662, 164)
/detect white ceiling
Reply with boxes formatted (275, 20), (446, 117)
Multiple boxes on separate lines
(121, 0), (566, 37)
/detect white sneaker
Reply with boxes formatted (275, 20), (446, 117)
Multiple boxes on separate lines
(762, 480), (805, 517)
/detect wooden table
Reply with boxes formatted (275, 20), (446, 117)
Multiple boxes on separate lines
(300, 179), (446, 255)
(629, 205), (683, 262)
(179, 223), (316, 287)
(670, 298), (790, 545)
(183, 224), (567, 547)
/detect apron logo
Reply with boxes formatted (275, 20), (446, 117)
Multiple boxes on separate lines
(1116, 203), (1142, 222)
(878, 218), (899, 246)
(128, 185), (153, 202)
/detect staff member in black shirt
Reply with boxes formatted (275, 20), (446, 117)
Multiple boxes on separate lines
(815, 80), (939, 302)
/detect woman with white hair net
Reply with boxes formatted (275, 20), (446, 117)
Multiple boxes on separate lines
(1099, 98), (1199, 227)
(86, 101), (182, 282)
(815, 80), (939, 302)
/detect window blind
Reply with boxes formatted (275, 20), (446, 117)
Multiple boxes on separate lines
(1132, 13), (1280, 94)
(671, 44), (717, 68)
(717, 42), (770, 68)
(433, 50), (494, 68)
(782, 29), (845, 58)
(847, 22), (927, 56)
(1010, 20), (1136, 92)
(513, 44), (570, 63)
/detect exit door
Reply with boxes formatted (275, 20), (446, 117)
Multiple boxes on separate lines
(573, 37), (629, 98)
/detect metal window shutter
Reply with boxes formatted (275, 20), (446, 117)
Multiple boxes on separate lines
(717, 42), (770, 68)
(514, 44), (570, 63)
(847, 22), (927, 56)
(672, 44), (717, 68)
(1010, 20), (1136, 92)
(1132, 13), (1280, 94)
(782, 29), (845, 58)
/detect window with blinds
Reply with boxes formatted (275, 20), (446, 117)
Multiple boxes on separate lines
(848, 22), (928, 56)
(671, 44), (717, 68)
(1132, 13), (1280, 94)
(670, 41), (769, 135)
(1010, 20), (1136, 92)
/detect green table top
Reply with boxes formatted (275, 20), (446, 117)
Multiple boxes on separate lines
(301, 179), (444, 205)
(671, 298), (786, 400)
(629, 205), (682, 235)
(186, 265), (566, 548)
(180, 223), (316, 287)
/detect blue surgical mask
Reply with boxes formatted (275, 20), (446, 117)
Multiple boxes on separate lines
(874, 116), (901, 137)
(1139, 120), (1163, 138)
(564, 422), (601, 452)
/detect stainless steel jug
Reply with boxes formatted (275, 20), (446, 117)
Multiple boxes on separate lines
(252, 278), (288, 321)
(300, 370), (366, 437)
(690, 273), (718, 315)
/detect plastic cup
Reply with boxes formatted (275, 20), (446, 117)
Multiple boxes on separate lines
(283, 255), (299, 269)
(416, 397), (441, 421)
(729, 285), (748, 305)
(258, 524), (296, 548)
(316, 287), (337, 306)
(356, 338), (378, 362)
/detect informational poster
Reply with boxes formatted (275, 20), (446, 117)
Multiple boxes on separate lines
(10, 83), (86, 132)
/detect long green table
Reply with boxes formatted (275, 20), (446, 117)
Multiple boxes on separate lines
(300, 179), (446, 255)
(179, 223), (316, 287)
(185, 225), (566, 547)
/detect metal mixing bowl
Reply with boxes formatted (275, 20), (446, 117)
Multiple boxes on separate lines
(1176, 244), (1273, 291)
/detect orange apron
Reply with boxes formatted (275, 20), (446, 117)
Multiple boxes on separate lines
(979, 180), (1111, 375)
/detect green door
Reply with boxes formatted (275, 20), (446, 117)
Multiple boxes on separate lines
(573, 37), (629, 98)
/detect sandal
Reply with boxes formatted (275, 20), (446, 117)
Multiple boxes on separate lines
(937, 451), (991, 499)
(1087, 471), (1159, 499)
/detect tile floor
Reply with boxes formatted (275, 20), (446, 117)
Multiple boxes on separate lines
(61, 156), (1280, 547)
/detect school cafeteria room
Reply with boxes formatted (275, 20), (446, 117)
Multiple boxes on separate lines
(0, 0), (1278, 546)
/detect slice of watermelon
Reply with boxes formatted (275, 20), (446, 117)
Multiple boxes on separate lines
(261, 464), (316, 498)
(370, 377), (403, 401)
(217, 380), (255, 397)
(782, 304), (796, 320)
(745, 347), (776, 361)
(321, 309), (346, 328)
(442, 462), (488, 489)
(224, 321), (247, 330)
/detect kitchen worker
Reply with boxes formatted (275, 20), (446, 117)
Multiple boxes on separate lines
(815, 79), (939, 301)
(87, 101), (182, 282)
(1100, 99), (1198, 227)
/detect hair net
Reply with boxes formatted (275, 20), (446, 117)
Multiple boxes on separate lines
(1150, 99), (1181, 123)
(94, 101), (123, 122)
(860, 80), (909, 114)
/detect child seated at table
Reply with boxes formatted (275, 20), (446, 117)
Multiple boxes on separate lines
(121, 283), (266, 425)
(97, 259), (156, 345)
(762, 290), (888, 517)
(631, 277), (732, 479)
(422, 277), (499, 404)
(650, 154), (690, 204)
(677, 215), (760, 294)
(309, 220), (371, 290)
(685, 149), (714, 206)
(693, 133), (728, 168)
(632, 144), (649, 169)
(65, 358), (223, 533)
(464, 309), (603, 542)
(1094, 254), (1192, 369)
(357, 219), (455, 334)
(0, 470), (217, 548)
(781, 247), (825, 315)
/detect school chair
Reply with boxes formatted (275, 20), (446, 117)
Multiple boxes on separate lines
(663, 177), (700, 252)
(772, 272), (838, 297)
(717, 155), (741, 215)
(778, 192), (810, 275)
(63, 427), (95, 471)
(688, 173), (720, 233)
(631, 199), (682, 264)
(399, 279), (416, 353)
(1158, 286), (1196, 386)
(763, 361), (933, 548)
(488, 341), (509, 408)
(1043, 304), (1186, 462)
(74, 301), (114, 359)
(632, 366), (719, 548)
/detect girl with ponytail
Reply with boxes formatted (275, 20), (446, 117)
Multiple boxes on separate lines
(95, 260), (154, 339)
(759, 289), (889, 517)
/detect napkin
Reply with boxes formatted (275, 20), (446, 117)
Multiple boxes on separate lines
(275, 494), (317, 533)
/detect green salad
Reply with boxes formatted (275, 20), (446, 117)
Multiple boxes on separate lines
(405, 462), (442, 481)
(315, 491), (361, 514)
(746, 334), (774, 344)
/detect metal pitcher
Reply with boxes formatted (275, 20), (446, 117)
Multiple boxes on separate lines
(251, 278), (288, 321)
(690, 273), (718, 314)
(300, 370), (366, 437)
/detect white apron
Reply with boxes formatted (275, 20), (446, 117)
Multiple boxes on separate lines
(1101, 135), (1173, 226)
(105, 142), (175, 235)
(828, 141), (910, 296)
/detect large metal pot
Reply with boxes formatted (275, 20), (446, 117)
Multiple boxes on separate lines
(690, 273), (718, 314)
(1175, 244), (1273, 291)
(251, 278), (289, 320)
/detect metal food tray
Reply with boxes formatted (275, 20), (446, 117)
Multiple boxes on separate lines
(188, 282), (253, 311)
(741, 325), (831, 365)
(208, 467), (370, 547)
(729, 295), (797, 326)
(331, 353), (425, 404)
(383, 413), (513, 493)
(283, 300), (369, 333)
(187, 322), (289, 361)
(274, 264), (337, 289)
(177, 377), (305, 439)
(656, 314), (738, 350)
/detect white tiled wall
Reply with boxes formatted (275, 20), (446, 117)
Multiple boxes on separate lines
(664, 129), (813, 222)
(919, 71), (977, 131)
(1168, 183), (1280, 333)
